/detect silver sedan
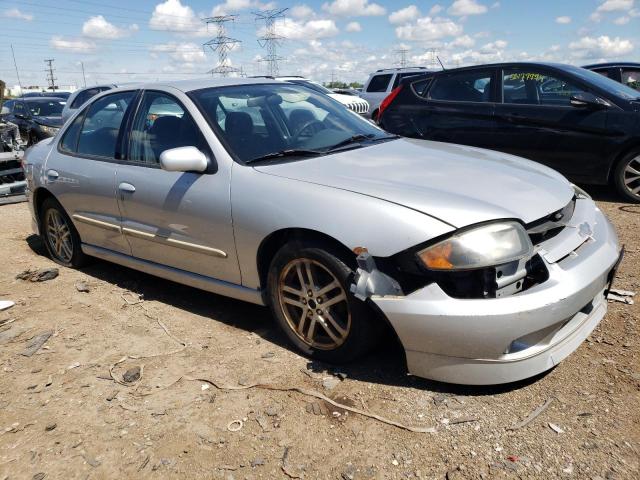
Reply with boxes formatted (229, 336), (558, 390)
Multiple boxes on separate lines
(23, 78), (622, 385)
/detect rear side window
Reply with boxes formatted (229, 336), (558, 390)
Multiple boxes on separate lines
(392, 72), (422, 89)
(411, 78), (433, 97)
(60, 111), (85, 152)
(70, 87), (111, 109)
(622, 68), (640, 90)
(429, 70), (493, 102)
(366, 74), (392, 92)
(77, 91), (135, 158)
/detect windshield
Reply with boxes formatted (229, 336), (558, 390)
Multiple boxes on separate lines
(565, 65), (640, 100)
(189, 83), (390, 163)
(25, 100), (65, 117)
(288, 80), (334, 95)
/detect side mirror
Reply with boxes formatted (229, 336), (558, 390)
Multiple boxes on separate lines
(570, 92), (608, 109)
(159, 146), (208, 173)
(0, 106), (9, 115)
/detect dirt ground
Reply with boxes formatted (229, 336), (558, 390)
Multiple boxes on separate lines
(0, 190), (638, 480)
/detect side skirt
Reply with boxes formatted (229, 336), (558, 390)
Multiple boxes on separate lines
(82, 243), (265, 306)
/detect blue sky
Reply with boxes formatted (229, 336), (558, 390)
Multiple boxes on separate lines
(1, 0), (639, 88)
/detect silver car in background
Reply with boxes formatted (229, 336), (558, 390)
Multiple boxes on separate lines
(23, 78), (622, 385)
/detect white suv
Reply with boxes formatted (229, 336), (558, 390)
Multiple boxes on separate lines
(360, 67), (431, 119)
(272, 77), (370, 115)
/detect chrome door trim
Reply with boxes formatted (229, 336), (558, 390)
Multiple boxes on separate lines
(121, 227), (227, 258)
(72, 214), (121, 233)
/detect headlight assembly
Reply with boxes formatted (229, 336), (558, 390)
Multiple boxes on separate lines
(417, 221), (533, 271)
(571, 184), (591, 199)
(39, 125), (59, 135)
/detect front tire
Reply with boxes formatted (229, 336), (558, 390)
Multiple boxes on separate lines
(40, 197), (88, 268)
(267, 242), (377, 364)
(613, 150), (640, 203)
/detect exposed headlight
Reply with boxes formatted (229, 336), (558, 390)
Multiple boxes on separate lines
(39, 125), (60, 135)
(417, 221), (533, 271)
(572, 184), (591, 199)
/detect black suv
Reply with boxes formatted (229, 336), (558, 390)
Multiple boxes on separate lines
(378, 62), (640, 202)
(583, 62), (640, 91)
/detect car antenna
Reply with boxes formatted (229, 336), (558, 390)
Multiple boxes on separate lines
(437, 56), (446, 70)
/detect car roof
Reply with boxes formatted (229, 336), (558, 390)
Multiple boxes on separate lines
(120, 77), (281, 93)
(582, 62), (640, 69)
(21, 97), (66, 102)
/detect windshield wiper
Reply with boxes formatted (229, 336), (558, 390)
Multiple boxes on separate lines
(325, 133), (400, 152)
(246, 149), (324, 164)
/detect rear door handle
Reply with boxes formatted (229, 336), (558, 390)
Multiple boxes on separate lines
(118, 182), (136, 193)
(46, 169), (59, 180)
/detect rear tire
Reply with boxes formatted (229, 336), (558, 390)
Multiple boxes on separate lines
(267, 242), (378, 364)
(613, 149), (640, 203)
(40, 197), (88, 268)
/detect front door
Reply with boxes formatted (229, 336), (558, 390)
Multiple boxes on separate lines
(115, 90), (240, 284)
(493, 67), (609, 181)
(45, 90), (136, 254)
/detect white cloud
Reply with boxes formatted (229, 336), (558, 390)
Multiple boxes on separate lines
(345, 21), (362, 32)
(590, 0), (635, 21)
(149, 0), (206, 35)
(50, 36), (96, 53)
(395, 16), (463, 41)
(614, 15), (630, 23)
(82, 15), (137, 39)
(448, 0), (488, 16)
(569, 35), (634, 59)
(389, 5), (420, 24)
(3, 8), (33, 21)
(429, 4), (443, 15)
(151, 42), (206, 63)
(272, 18), (340, 40)
(322, 0), (386, 17)
(290, 4), (315, 19)
(449, 34), (475, 48)
(555, 16), (571, 24)
(211, 0), (275, 16)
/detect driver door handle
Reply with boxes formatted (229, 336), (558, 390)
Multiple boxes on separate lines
(118, 182), (136, 193)
(46, 169), (59, 180)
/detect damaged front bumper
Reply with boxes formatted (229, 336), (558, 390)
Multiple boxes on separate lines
(359, 198), (621, 385)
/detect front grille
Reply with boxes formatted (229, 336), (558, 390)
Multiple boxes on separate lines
(526, 197), (576, 245)
(347, 102), (369, 114)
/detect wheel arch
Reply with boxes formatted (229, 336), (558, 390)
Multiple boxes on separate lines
(32, 187), (56, 229)
(607, 142), (640, 184)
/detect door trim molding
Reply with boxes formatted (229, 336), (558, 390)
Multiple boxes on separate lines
(72, 214), (121, 233)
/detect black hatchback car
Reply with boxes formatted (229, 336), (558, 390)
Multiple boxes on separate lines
(3, 97), (66, 145)
(378, 62), (640, 202)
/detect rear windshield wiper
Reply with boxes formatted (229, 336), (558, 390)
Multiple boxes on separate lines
(246, 149), (324, 164)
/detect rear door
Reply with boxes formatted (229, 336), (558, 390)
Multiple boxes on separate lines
(44, 90), (136, 253)
(114, 89), (240, 284)
(493, 66), (609, 180)
(414, 68), (498, 148)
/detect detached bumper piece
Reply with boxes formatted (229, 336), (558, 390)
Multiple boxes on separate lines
(0, 150), (26, 197)
(369, 199), (621, 385)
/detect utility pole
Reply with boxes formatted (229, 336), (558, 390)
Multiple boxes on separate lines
(10, 45), (23, 92)
(81, 62), (86, 87)
(425, 48), (439, 69)
(395, 48), (409, 68)
(44, 58), (57, 92)
(254, 8), (288, 76)
(330, 71), (337, 86)
(202, 15), (241, 77)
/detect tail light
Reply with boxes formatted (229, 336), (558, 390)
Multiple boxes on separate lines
(377, 85), (403, 122)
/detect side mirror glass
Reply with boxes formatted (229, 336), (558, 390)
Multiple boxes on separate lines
(159, 146), (208, 173)
(570, 92), (608, 109)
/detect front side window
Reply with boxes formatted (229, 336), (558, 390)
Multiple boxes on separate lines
(12, 102), (26, 116)
(190, 83), (391, 163)
(429, 70), (493, 102)
(366, 74), (392, 92)
(622, 68), (640, 91)
(503, 69), (585, 106)
(128, 91), (204, 164)
(77, 91), (135, 158)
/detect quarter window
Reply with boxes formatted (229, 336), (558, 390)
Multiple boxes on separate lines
(77, 91), (135, 158)
(128, 91), (204, 165)
(70, 87), (111, 109)
(622, 69), (640, 91)
(366, 74), (393, 92)
(503, 69), (586, 106)
(429, 70), (493, 102)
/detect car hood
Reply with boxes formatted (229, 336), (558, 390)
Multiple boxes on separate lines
(328, 93), (368, 105)
(34, 116), (63, 127)
(254, 138), (574, 228)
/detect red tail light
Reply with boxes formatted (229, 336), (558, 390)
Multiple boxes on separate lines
(377, 85), (403, 122)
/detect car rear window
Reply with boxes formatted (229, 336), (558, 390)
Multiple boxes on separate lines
(366, 74), (392, 92)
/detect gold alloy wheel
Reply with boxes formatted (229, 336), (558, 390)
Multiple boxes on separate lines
(45, 208), (73, 263)
(278, 258), (351, 350)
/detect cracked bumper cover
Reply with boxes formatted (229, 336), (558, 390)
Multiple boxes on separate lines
(368, 200), (621, 385)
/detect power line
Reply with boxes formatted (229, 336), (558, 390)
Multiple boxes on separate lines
(254, 8), (288, 77)
(202, 15), (242, 77)
(395, 48), (409, 68)
(44, 58), (57, 91)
